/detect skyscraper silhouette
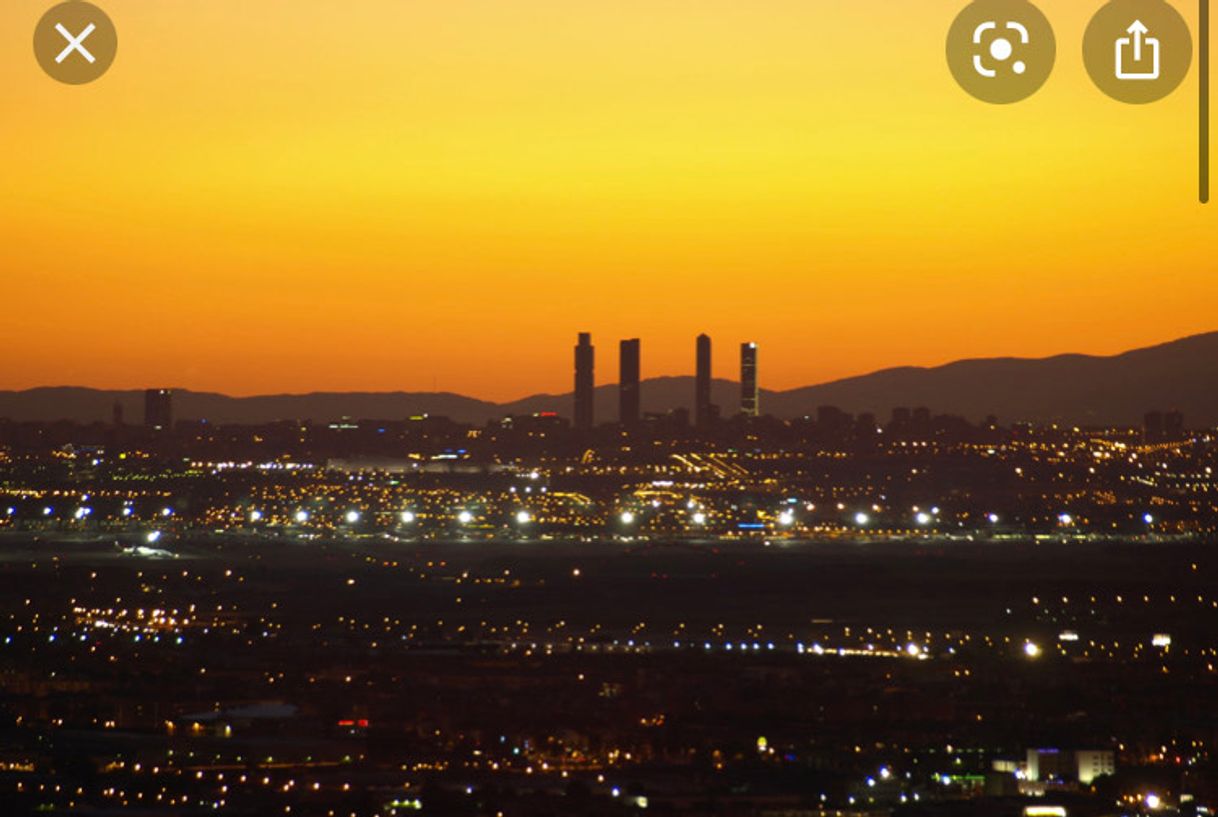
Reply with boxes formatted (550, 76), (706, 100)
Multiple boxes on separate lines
(574, 333), (595, 431)
(695, 334), (712, 428)
(740, 343), (759, 417)
(144, 388), (173, 432)
(619, 338), (641, 426)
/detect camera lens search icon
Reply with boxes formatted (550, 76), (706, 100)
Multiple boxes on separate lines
(947, 0), (1056, 104)
(973, 20), (1031, 78)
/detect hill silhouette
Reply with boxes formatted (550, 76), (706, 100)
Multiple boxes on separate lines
(0, 332), (1213, 427)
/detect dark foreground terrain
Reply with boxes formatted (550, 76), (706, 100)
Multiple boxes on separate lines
(0, 534), (1214, 816)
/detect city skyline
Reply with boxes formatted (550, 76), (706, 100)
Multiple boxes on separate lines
(1, 324), (1215, 404)
(594, 334), (755, 425)
(3, 327), (1216, 429)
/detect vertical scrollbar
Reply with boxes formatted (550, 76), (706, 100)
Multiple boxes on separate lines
(1203, 0), (1210, 203)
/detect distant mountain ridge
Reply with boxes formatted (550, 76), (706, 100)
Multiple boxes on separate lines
(1, 332), (1215, 427)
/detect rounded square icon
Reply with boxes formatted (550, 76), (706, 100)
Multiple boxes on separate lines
(947, 0), (1056, 104)
(35, 2), (117, 85)
(1084, 0), (1192, 103)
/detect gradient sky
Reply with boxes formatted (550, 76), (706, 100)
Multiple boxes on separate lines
(1, 0), (1214, 399)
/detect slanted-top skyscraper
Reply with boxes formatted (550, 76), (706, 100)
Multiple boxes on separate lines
(695, 334), (712, 428)
(618, 338), (641, 426)
(574, 333), (595, 431)
(144, 388), (173, 431)
(740, 342), (759, 417)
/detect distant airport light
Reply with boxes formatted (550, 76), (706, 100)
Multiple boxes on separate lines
(1023, 807), (1067, 817)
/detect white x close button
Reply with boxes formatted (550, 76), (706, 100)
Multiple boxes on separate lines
(55, 22), (97, 65)
(35, 2), (117, 85)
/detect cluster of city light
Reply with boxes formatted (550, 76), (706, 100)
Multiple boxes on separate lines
(4, 482), (1189, 540)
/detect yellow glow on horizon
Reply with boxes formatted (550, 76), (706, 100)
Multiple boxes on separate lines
(0, 0), (1214, 398)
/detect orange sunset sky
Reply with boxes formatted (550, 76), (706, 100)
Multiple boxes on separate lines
(1, 0), (1214, 400)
